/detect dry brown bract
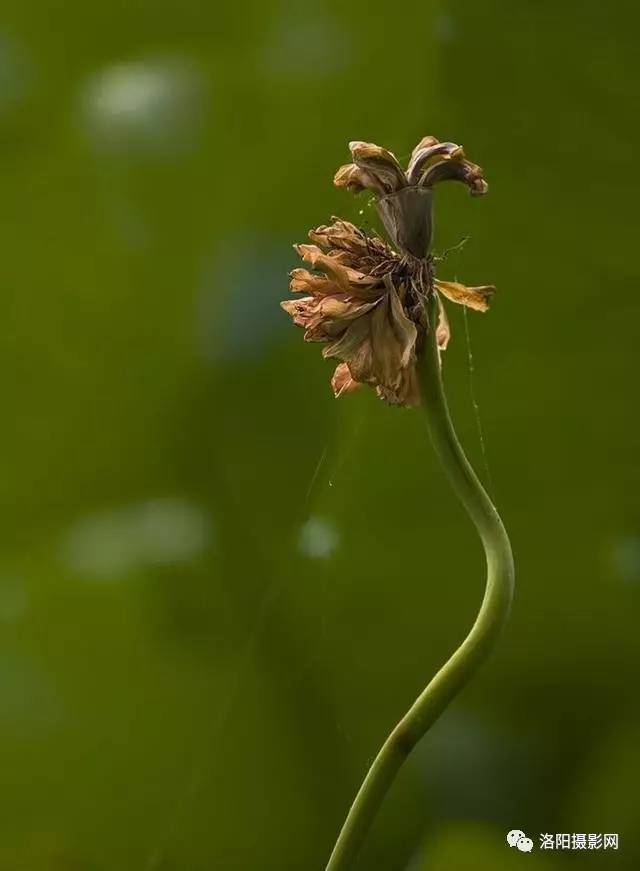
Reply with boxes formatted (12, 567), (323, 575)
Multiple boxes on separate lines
(334, 137), (487, 198)
(281, 137), (495, 407)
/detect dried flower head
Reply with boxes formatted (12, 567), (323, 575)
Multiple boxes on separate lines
(282, 136), (495, 407)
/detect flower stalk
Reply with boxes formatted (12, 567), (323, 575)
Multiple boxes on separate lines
(280, 136), (514, 869)
(324, 293), (514, 870)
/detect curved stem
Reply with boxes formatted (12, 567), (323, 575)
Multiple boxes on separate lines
(325, 295), (515, 871)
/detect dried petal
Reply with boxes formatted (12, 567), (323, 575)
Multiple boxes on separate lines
(289, 268), (342, 296)
(407, 141), (463, 185)
(280, 297), (317, 330)
(436, 294), (451, 350)
(323, 278), (416, 394)
(334, 163), (386, 195)
(294, 243), (382, 296)
(349, 141), (406, 194)
(294, 244), (352, 290)
(331, 363), (363, 397)
(382, 277), (418, 371)
(309, 219), (368, 255)
(420, 156), (488, 196)
(435, 279), (495, 312)
(409, 136), (439, 164)
(281, 293), (381, 343)
(376, 363), (420, 406)
(308, 296), (380, 338)
(469, 177), (489, 196)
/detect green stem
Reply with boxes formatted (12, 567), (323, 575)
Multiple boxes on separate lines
(325, 295), (515, 871)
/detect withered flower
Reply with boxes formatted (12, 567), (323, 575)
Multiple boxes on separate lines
(308, 141), (514, 871)
(281, 136), (495, 407)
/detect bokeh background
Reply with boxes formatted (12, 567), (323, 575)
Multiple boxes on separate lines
(1, 0), (638, 868)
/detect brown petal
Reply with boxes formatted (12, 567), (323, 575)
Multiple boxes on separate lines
(280, 297), (317, 329)
(334, 163), (386, 195)
(283, 291), (382, 343)
(331, 363), (363, 397)
(419, 157), (488, 196)
(295, 244), (384, 299)
(382, 276), (418, 370)
(409, 136), (439, 164)
(470, 177), (489, 196)
(435, 279), (495, 312)
(321, 313), (374, 378)
(309, 219), (394, 273)
(322, 279), (417, 392)
(306, 296), (380, 340)
(326, 250), (357, 266)
(376, 364), (420, 407)
(407, 142), (464, 185)
(294, 244), (352, 290)
(289, 268), (341, 296)
(349, 141), (407, 194)
(436, 293), (451, 350)
(309, 219), (366, 254)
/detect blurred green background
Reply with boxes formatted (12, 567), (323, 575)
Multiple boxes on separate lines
(0, 0), (638, 868)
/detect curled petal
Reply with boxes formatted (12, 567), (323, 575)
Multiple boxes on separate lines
(309, 219), (367, 254)
(435, 279), (495, 312)
(407, 141), (464, 185)
(334, 163), (386, 195)
(349, 141), (407, 194)
(409, 136), (439, 165)
(331, 363), (363, 397)
(294, 244), (352, 290)
(419, 156), (488, 196)
(307, 296), (380, 340)
(309, 229), (393, 270)
(470, 177), (488, 196)
(281, 294), (380, 343)
(290, 268), (341, 296)
(295, 243), (383, 299)
(283, 281), (383, 339)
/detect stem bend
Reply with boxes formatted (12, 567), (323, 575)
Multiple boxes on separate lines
(325, 295), (515, 871)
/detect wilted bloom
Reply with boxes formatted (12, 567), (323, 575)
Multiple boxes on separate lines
(282, 136), (495, 406)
